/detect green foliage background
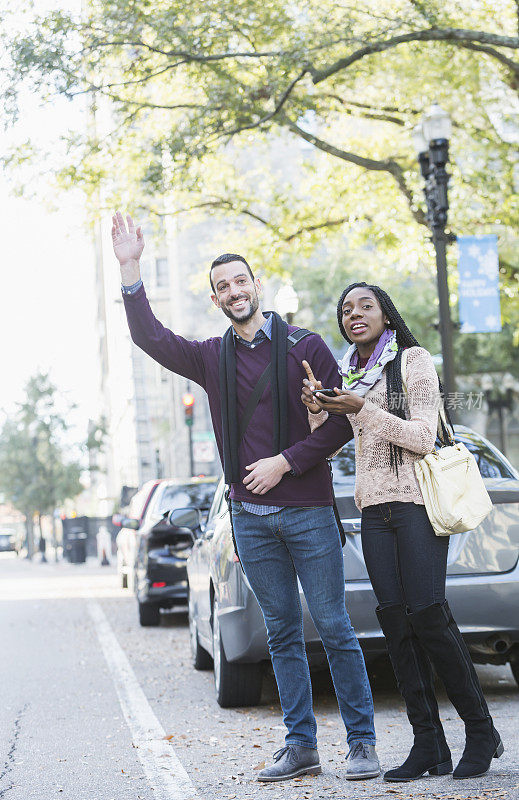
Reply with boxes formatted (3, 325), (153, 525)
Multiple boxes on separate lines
(2, 0), (518, 373)
(0, 374), (83, 548)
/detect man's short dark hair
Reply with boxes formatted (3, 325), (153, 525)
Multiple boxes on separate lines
(209, 253), (255, 292)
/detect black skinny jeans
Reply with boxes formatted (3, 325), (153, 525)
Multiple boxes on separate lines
(361, 501), (449, 613)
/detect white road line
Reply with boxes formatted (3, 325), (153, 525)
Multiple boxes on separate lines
(87, 600), (200, 800)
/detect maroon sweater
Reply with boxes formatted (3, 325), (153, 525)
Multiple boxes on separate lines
(123, 286), (352, 507)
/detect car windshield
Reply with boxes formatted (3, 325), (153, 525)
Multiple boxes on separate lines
(129, 485), (155, 520)
(157, 483), (216, 516)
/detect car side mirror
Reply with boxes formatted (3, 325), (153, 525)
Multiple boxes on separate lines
(167, 507), (201, 531)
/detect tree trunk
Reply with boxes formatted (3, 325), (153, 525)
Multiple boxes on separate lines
(25, 512), (35, 559)
(51, 513), (58, 562)
(38, 512), (47, 562)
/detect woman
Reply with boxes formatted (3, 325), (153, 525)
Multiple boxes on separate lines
(301, 281), (503, 783)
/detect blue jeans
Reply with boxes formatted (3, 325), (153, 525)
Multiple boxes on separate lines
(361, 501), (449, 613)
(231, 501), (376, 749)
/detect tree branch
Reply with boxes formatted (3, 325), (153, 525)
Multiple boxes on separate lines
(156, 199), (361, 243)
(336, 97), (420, 117)
(207, 69), (307, 141)
(282, 117), (427, 226)
(283, 117), (397, 170)
(284, 216), (351, 241)
(80, 39), (283, 60)
(69, 62), (183, 95)
(310, 28), (519, 84)
(319, 94), (408, 125)
(457, 42), (519, 84)
(102, 96), (212, 112)
(158, 199), (272, 228)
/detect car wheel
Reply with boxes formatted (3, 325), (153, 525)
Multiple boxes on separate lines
(510, 657), (519, 688)
(188, 587), (213, 670)
(212, 598), (262, 708)
(139, 602), (161, 627)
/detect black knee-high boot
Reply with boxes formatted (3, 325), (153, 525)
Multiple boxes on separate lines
(409, 601), (504, 779)
(376, 605), (452, 781)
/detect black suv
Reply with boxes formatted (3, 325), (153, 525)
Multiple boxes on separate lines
(122, 477), (218, 626)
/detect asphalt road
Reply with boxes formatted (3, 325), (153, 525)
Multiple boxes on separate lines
(0, 552), (517, 800)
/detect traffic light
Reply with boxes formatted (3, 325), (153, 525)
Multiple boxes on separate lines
(182, 392), (195, 426)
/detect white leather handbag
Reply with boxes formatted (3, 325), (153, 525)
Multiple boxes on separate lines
(401, 349), (492, 536)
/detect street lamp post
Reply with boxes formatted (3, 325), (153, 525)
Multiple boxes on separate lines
(412, 104), (457, 401)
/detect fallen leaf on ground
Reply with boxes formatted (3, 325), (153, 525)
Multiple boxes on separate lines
(253, 761), (265, 770)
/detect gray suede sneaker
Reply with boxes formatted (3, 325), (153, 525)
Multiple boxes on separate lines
(257, 744), (322, 782)
(345, 742), (381, 780)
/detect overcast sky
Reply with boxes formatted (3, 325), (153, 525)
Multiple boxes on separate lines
(0, 16), (101, 443)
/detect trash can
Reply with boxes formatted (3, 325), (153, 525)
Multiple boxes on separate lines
(67, 531), (87, 564)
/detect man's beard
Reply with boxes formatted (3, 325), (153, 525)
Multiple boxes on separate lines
(220, 293), (259, 324)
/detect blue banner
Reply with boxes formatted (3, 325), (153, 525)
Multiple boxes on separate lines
(457, 235), (501, 334)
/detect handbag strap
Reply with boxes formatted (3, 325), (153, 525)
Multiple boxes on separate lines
(400, 348), (454, 447)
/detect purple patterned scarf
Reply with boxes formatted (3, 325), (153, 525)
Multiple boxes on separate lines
(340, 329), (398, 396)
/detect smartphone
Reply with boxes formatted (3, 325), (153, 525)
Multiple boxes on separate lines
(311, 388), (337, 398)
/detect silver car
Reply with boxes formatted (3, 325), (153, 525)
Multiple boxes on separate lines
(186, 426), (519, 707)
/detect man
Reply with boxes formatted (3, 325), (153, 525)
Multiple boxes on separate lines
(112, 211), (379, 782)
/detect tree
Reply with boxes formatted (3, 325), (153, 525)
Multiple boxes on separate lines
(290, 241), (519, 379)
(0, 373), (83, 558)
(2, 0), (518, 369)
(3, 3), (517, 228)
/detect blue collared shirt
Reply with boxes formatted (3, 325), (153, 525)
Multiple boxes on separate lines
(232, 310), (272, 345)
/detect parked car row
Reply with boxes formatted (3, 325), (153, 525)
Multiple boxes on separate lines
(114, 477), (218, 626)
(117, 426), (519, 710)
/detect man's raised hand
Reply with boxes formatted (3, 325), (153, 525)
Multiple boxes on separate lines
(112, 212), (145, 284)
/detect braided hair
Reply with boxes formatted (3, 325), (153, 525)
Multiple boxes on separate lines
(337, 282), (448, 474)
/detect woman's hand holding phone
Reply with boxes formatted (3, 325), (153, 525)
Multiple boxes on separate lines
(315, 387), (365, 415)
(311, 388), (337, 398)
(301, 360), (365, 415)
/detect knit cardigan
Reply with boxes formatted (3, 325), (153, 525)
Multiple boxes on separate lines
(310, 347), (441, 510)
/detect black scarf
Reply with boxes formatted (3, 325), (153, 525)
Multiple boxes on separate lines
(219, 311), (289, 485)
